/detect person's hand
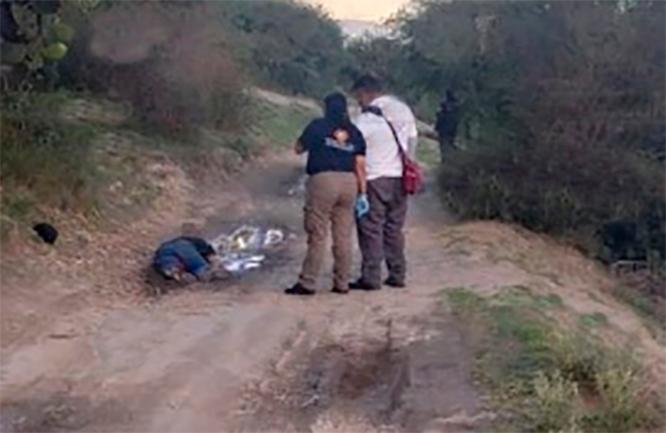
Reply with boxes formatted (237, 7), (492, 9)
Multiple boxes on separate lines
(355, 194), (370, 218)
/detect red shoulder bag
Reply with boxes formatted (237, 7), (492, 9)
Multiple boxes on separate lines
(382, 116), (424, 195)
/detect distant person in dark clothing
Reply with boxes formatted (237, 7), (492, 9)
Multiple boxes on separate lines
(435, 89), (460, 162)
(153, 236), (217, 282)
(285, 92), (368, 296)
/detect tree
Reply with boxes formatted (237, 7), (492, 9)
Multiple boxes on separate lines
(351, 0), (666, 265)
(0, 0), (97, 89)
(217, 0), (346, 97)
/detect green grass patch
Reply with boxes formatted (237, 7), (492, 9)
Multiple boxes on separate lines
(130, 96), (317, 161)
(416, 136), (441, 169)
(251, 99), (318, 149)
(1, 91), (101, 231)
(445, 286), (663, 432)
(579, 312), (609, 329)
(539, 293), (564, 309)
(609, 285), (666, 344)
(447, 287), (485, 311)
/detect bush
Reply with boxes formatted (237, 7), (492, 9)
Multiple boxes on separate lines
(531, 371), (582, 433)
(0, 91), (99, 218)
(431, 1), (666, 267)
(58, 1), (249, 136)
(590, 368), (646, 432)
(218, 0), (346, 98)
(440, 143), (665, 262)
(350, 1), (665, 270)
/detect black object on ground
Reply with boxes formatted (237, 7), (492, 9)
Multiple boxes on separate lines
(384, 277), (406, 288)
(331, 287), (349, 295)
(349, 279), (381, 291)
(33, 223), (58, 245)
(285, 283), (315, 296)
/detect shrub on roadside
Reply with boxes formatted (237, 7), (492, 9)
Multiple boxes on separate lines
(0, 91), (99, 223)
(58, 1), (249, 136)
(217, 0), (346, 98)
(437, 1), (666, 278)
(440, 143), (665, 263)
(351, 1), (666, 274)
(531, 371), (582, 433)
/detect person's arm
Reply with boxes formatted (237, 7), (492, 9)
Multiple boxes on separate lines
(294, 140), (305, 155)
(184, 237), (216, 261)
(295, 120), (316, 155)
(407, 110), (419, 159)
(354, 155), (367, 194)
(351, 122), (371, 218)
(351, 124), (368, 194)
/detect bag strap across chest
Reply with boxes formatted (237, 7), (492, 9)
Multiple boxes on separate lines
(363, 105), (407, 161)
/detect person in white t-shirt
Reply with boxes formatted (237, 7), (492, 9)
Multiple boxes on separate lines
(349, 75), (418, 290)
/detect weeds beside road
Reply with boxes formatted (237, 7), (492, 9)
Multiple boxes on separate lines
(447, 286), (663, 432)
(0, 89), (316, 245)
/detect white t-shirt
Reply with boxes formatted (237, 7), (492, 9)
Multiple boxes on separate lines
(354, 95), (418, 181)
(373, 95), (418, 153)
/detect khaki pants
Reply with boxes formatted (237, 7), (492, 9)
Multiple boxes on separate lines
(299, 172), (357, 291)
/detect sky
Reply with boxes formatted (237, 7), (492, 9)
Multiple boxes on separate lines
(307, 0), (411, 21)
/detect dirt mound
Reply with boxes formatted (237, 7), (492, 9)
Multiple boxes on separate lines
(443, 221), (611, 289)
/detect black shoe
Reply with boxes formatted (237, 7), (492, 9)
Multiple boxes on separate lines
(384, 277), (406, 288)
(285, 283), (315, 296)
(349, 279), (381, 291)
(331, 287), (349, 295)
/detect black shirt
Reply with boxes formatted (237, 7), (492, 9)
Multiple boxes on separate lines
(299, 118), (366, 176)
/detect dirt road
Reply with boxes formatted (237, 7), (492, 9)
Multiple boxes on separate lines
(3, 153), (662, 433)
(0, 154), (493, 433)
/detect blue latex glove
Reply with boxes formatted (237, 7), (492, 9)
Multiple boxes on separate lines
(355, 194), (370, 218)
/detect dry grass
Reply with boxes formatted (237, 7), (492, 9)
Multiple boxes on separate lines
(446, 285), (665, 432)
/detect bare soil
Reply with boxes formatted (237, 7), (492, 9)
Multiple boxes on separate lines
(1, 152), (663, 432)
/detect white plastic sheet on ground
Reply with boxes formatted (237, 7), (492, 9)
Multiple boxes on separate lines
(209, 225), (285, 275)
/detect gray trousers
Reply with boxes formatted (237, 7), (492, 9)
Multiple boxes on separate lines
(439, 136), (456, 162)
(357, 177), (408, 287)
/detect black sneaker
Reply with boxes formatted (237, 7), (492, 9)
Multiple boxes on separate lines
(331, 287), (349, 295)
(349, 279), (381, 291)
(384, 277), (406, 288)
(285, 283), (315, 296)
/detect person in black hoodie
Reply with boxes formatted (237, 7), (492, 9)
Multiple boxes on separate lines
(285, 93), (368, 295)
(435, 89), (460, 161)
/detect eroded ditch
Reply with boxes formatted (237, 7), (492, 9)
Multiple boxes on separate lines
(231, 313), (487, 433)
(233, 339), (411, 432)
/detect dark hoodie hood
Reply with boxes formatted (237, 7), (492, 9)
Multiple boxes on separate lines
(324, 92), (349, 126)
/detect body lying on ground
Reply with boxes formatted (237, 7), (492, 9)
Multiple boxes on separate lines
(153, 236), (217, 282)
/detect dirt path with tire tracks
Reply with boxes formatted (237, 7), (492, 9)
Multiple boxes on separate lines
(4, 153), (661, 433)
